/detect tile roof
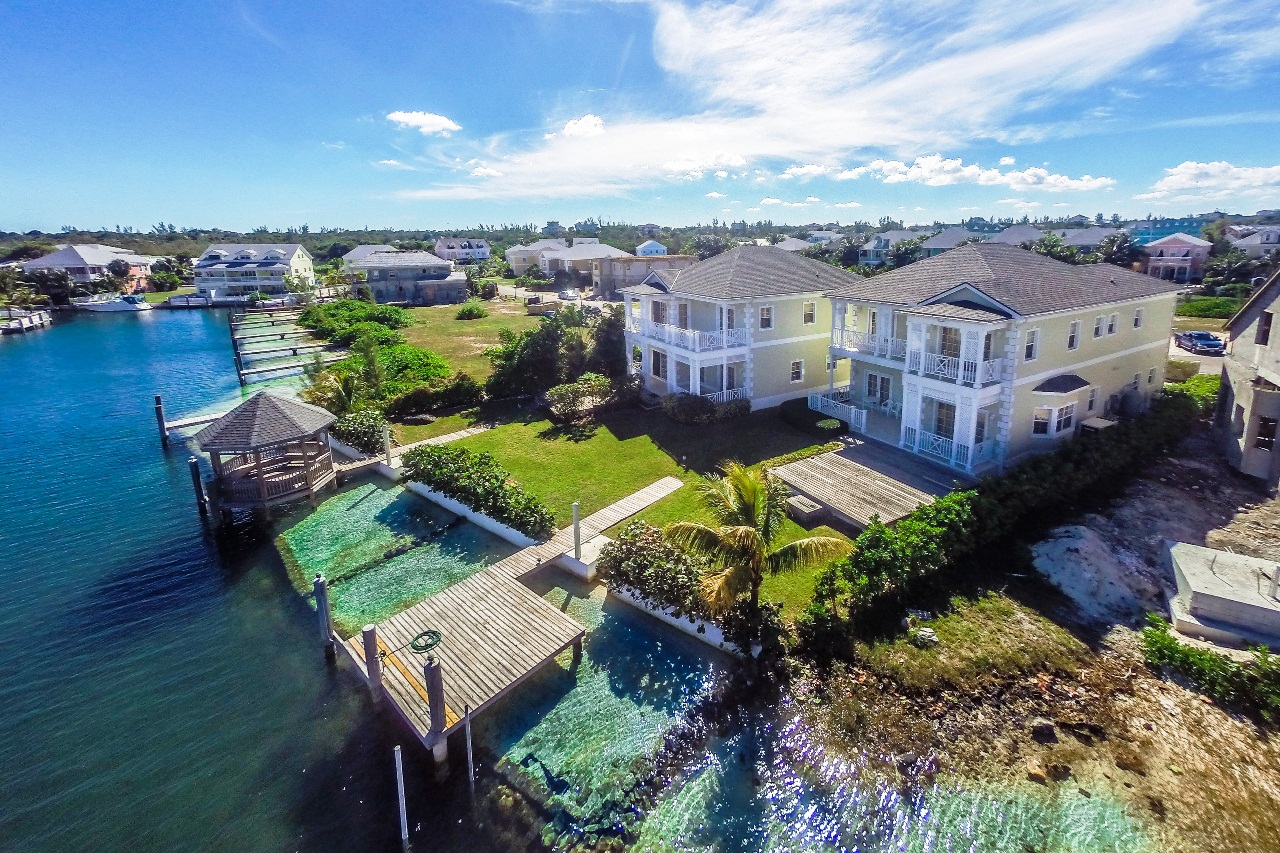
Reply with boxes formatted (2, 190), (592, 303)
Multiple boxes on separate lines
(1053, 226), (1118, 246)
(647, 245), (863, 299)
(1147, 232), (1212, 247)
(342, 245), (394, 263)
(22, 244), (158, 270)
(986, 224), (1045, 245)
(542, 243), (633, 261)
(348, 251), (450, 268)
(618, 283), (665, 296)
(823, 243), (1185, 316)
(196, 392), (336, 452)
(899, 301), (1010, 322)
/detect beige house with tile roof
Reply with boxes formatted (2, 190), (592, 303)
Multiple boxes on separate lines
(815, 243), (1185, 474)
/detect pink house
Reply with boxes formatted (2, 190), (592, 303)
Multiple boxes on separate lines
(1143, 232), (1211, 283)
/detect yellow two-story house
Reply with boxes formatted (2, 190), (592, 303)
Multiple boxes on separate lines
(620, 246), (856, 407)
(815, 244), (1184, 474)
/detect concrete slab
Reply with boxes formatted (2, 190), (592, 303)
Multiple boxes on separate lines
(1168, 541), (1280, 648)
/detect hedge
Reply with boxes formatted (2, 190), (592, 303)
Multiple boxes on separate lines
(660, 393), (751, 424)
(383, 372), (484, 419)
(1176, 296), (1243, 319)
(297, 299), (410, 340)
(332, 409), (388, 455)
(1167, 373), (1220, 414)
(799, 390), (1202, 651)
(1142, 615), (1280, 723)
(400, 444), (555, 538)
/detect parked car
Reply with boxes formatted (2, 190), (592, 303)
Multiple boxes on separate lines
(1174, 330), (1226, 355)
(557, 288), (580, 301)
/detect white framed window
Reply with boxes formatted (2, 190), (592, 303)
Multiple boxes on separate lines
(1087, 388), (1097, 412)
(1133, 308), (1144, 329)
(802, 301), (816, 325)
(1147, 367), (1156, 385)
(1023, 328), (1039, 362)
(759, 306), (774, 330)
(1032, 407), (1052, 436)
(790, 359), (804, 383)
(1067, 320), (1080, 351)
(1093, 315), (1104, 338)
(651, 350), (667, 380)
(1055, 403), (1076, 433)
(1107, 313), (1118, 335)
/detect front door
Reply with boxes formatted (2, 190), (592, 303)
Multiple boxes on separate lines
(934, 401), (956, 439)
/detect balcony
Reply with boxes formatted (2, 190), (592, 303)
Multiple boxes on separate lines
(640, 322), (749, 352)
(907, 351), (1004, 387)
(807, 385), (868, 432)
(832, 329), (906, 361)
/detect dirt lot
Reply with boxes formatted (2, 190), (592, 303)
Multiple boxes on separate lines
(804, 429), (1280, 852)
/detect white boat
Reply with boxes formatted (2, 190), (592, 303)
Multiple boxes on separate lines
(79, 294), (153, 312)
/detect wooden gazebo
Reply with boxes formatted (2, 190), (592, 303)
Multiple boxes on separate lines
(195, 392), (337, 511)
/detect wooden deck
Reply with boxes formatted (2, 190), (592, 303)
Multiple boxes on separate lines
(772, 436), (963, 528)
(338, 475), (684, 748)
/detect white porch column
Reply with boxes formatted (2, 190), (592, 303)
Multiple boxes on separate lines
(905, 318), (925, 374)
(952, 393), (978, 469)
(960, 327), (981, 387)
(742, 304), (754, 400)
(722, 354), (728, 392)
(691, 356), (701, 396)
(900, 381), (921, 449)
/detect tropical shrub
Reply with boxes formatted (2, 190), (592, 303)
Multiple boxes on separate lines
(383, 372), (484, 418)
(1176, 297), (1243, 319)
(779, 396), (843, 433)
(485, 318), (568, 398)
(1142, 615), (1280, 723)
(332, 408), (388, 455)
(455, 298), (489, 320)
(758, 441), (844, 470)
(544, 372), (612, 420)
(596, 521), (713, 622)
(338, 321), (405, 347)
(400, 445), (555, 538)
(297, 299), (410, 341)
(661, 393), (752, 424)
(1167, 373), (1220, 414)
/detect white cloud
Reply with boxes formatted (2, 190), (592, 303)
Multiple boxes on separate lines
(393, 0), (1208, 201)
(322, 141), (348, 150)
(999, 156), (1016, 165)
(470, 166), (504, 177)
(805, 196), (821, 202)
(1135, 160), (1280, 203)
(998, 197), (1042, 211)
(375, 159), (417, 171)
(705, 191), (727, 197)
(832, 201), (862, 208)
(746, 207), (761, 212)
(1052, 202), (1071, 207)
(386, 110), (462, 137)
(835, 154), (1113, 191)
(778, 164), (829, 180)
(760, 197), (782, 205)
(561, 114), (606, 137)
(714, 170), (729, 178)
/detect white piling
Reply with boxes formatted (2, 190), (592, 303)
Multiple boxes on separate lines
(362, 624), (382, 697)
(313, 574), (336, 663)
(394, 745), (409, 845)
(383, 423), (393, 467)
(464, 704), (475, 796)
(1270, 564), (1279, 600)
(572, 500), (581, 561)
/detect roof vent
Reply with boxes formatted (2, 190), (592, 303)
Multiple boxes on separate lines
(1110, 277), (1117, 285)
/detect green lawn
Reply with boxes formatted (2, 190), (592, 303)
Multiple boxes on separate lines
(1171, 316), (1227, 334)
(402, 300), (539, 379)
(449, 404), (855, 616)
(143, 287), (194, 304)
(390, 398), (529, 444)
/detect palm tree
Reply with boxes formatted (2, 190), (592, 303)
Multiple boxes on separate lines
(665, 462), (852, 621)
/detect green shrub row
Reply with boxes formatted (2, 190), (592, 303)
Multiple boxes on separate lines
(332, 409), (388, 455)
(1141, 615), (1280, 723)
(596, 521), (713, 622)
(297, 299), (410, 341)
(799, 390), (1203, 653)
(1167, 373), (1221, 414)
(759, 441), (844, 470)
(1175, 296), (1243, 319)
(660, 393), (751, 424)
(382, 372), (484, 419)
(400, 444), (555, 538)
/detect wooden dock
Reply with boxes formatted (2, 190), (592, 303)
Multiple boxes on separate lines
(338, 476), (684, 750)
(772, 437), (961, 528)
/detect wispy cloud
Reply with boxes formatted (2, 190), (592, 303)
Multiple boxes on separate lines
(322, 141), (348, 150)
(705, 191), (726, 197)
(387, 111), (461, 137)
(836, 155), (1113, 191)
(374, 159), (417, 171)
(392, 0), (1204, 201)
(1135, 160), (1280, 204)
(832, 201), (862, 208)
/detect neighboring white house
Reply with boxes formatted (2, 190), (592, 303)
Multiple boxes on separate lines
(636, 240), (668, 256)
(1231, 227), (1280, 260)
(1144, 232), (1211, 282)
(193, 244), (314, 302)
(504, 238), (568, 274)
(342, 245), (394, 265)
(620, 246), (855, 409)
(857, 230), (919, 266)
(808, 230), (842, 245)
(22, 244), (159, 292)
(814, 243), (1184, 475)
(432, 237), (491, 263)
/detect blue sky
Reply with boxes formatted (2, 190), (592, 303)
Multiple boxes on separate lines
(2, 0), (1280, 232)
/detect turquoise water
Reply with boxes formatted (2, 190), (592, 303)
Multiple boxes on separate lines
(0, 311), (1154, 853)
(276, 479), (517, 634)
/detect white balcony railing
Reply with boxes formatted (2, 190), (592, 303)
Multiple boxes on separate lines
(703, 387), (744, 404)
(909, 351), (1004, 387)
(979, 358), (1003, 385)
(922, 353), (961, 381)
(832, 329), (906, 361)
(646, 322), (748, 352)
(917, 430), (955, 460)
(808, 385), (866, 432)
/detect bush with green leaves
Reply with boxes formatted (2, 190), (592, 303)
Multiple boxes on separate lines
(331, 408), (388, 455)
(400, 444), (555, 538)
(297, 299), (410, 341)
(1142, 615), (1280, 723)
(1167, 373), (1220, 414)
(1176, 297), (1243, 319)
(383, 372), (484, 418)
(1165, 359), (1199, 384)
(799, 389), (1203, 653)
(596, 521), (713, 622)
(455, 298), (489, 320)
(337, 321), (405, 347)
(544, 372), (612, 420)
(661, 392), (752, 425)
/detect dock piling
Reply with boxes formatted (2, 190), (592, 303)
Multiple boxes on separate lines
(362, 624), (382, 697)
(464, 704), (475, 797)
(382, 423), (393, 468)
(572, 500), (581, 561)
(154, 395), (168, 449)
(424, 656), (448, 763)
(188, 457), (208, 515)
(313, 574), (336, 663)
(394, 745), (410, 847)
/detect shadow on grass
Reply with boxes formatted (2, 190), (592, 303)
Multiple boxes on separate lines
(537, 419), (600, 442)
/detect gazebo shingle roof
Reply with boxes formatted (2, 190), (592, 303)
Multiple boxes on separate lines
(196, 392), (336, 452)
